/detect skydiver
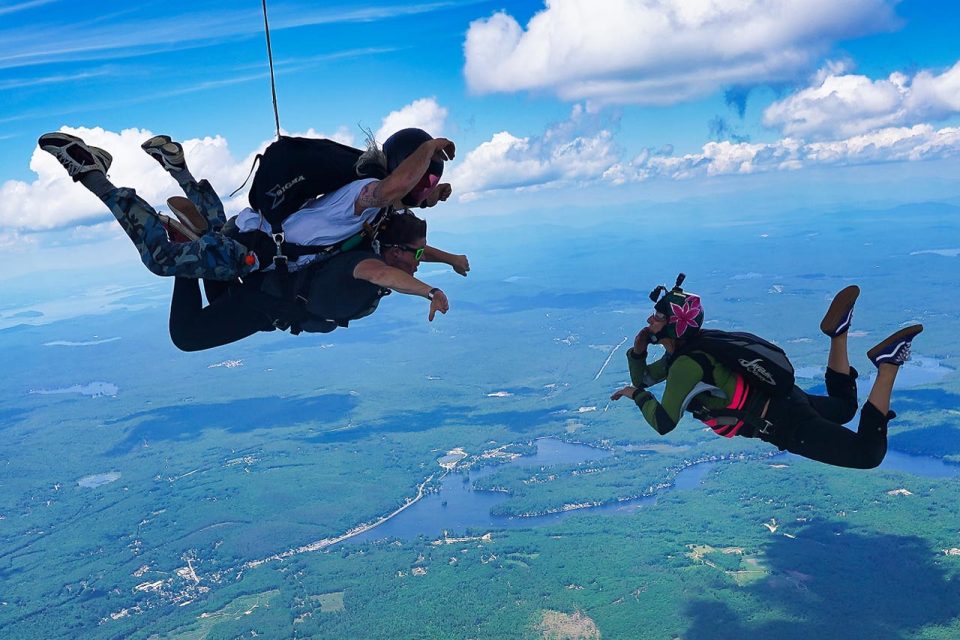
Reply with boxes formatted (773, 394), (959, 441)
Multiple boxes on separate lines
(610, 278), (922, 469)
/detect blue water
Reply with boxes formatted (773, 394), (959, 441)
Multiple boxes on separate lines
(351, 439), (709, 543)
(880, 450), (960, 478)
(673, 460), (719, 489)
(350, 438), (957, 544)
(780, 449), (960, 477)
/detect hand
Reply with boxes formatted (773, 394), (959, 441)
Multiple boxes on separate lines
(428, 289), (449, 321)
(451, 254), (470, 277)
(610, 385), (638, 401)
(634, 328), (652, 353)
(432, 138), (456, 162)
(422, 183), (453, 208)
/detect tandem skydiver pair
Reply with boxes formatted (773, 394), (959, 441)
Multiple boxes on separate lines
(38, 129), (469, 351)
(611, 274), (922, 471)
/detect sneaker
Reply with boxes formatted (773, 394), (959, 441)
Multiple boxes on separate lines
(166, 196), (208, 236)
(38, 132), (112, 181)
(141, 135), (186, 172)
(867, 325), (923, 368)
(820, 285), (860, 337)
(158, 213), (199, 243)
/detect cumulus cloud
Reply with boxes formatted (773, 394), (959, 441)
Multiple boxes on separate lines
(610, 125), (960, 182)
(764, 60), (960, 139)
(464, 0), (899, 106)
(449, 105), (620, 199)
(0, 127), (263, 231)
(375, 97), (448, 143)
(450, 117), (960, 201)
(0, 124), (359, 232)
(437, 117), (960, 195)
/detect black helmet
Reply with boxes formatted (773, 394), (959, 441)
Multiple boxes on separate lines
(649, 273), (704, 340)
(383, 128), (444, 206)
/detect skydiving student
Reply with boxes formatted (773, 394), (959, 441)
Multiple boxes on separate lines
(36, 128), (461, 280)
(610, 277), (923, 469)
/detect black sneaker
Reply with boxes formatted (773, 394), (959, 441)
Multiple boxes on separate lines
(38, 132), (112, 181)
(141, 135), (186, 172)
(820, 285), (860, 337)
(867, 325), (923, 368)
(166, 196), (208, 236)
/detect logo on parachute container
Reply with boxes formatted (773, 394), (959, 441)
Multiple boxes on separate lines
(266, 175), (306, 210)
(739, 358), (776, 386)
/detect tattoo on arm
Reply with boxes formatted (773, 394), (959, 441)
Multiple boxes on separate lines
(356, 180), (387, 211)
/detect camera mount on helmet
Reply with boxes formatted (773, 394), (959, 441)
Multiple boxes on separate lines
(649, 272), (686, 304)
(647, 273), (702, 342)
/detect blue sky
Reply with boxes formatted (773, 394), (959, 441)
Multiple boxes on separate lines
(1, 0), (960, 270)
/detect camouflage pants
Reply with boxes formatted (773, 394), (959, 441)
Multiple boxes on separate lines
(180, 178), (227, 231)
(103, 186), (255, 280)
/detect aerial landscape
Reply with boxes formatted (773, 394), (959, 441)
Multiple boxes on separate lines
(2, 1), (960, 638)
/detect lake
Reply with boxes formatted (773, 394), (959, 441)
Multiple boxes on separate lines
(351, 438), (958, 544)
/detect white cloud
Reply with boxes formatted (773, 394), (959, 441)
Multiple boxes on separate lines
(0, 126), (261, 231)
(451, 118), (960, 201)
(375, 97), (448, 143)
(464, 0), (899, 106)
(764, 60), (960, 139)
(0, 125), (358, 232)
(7, 110), (960, 229)
(0, 228), (38, 252)
(611, 124), (960, 182)
(292, 126), (356, 147)
(449, 106), (619, 199)
(433, 82), (960, 201)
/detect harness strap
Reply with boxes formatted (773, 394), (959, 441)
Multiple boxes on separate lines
(684, 350), (773, 438)
(229, 153), (262, 198)
(686, 352), (716, 386)
(265, 207), (387, 265)
(690, 406), (775, 438)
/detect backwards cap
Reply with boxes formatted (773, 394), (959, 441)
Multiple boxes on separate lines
(383, 128), (444, 206)
(649, 273), (704, 340)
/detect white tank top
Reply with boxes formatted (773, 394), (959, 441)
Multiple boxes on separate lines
(235, 178), (381, 271)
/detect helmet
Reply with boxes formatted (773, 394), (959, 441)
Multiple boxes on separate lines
(383, 128), (444, 206)
(649, 273), (704, 340)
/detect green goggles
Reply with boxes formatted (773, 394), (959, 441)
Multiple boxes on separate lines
(384, 244), (424, 261)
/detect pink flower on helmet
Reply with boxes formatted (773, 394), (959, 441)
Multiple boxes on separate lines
(669, 295), (702, 337)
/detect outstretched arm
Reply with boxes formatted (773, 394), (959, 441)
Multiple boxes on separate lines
(422, 245), (470, 277)
(612, 356), (706, 435)
(354, 139), (455, 213)
(353, 258), (449, 321)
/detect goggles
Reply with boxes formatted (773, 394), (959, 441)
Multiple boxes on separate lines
(383, 244), (425, 261)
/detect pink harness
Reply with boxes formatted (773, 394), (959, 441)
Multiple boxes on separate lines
(699, 374), (750, 438)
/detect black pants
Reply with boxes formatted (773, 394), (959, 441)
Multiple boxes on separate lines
(761, 367), (892, 469)
(168, 278), (278, 352)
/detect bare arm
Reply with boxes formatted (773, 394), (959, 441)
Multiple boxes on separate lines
(422, 245), (470, 277)
(353, 258), (450, 321)
(353, 138), (455, 214)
